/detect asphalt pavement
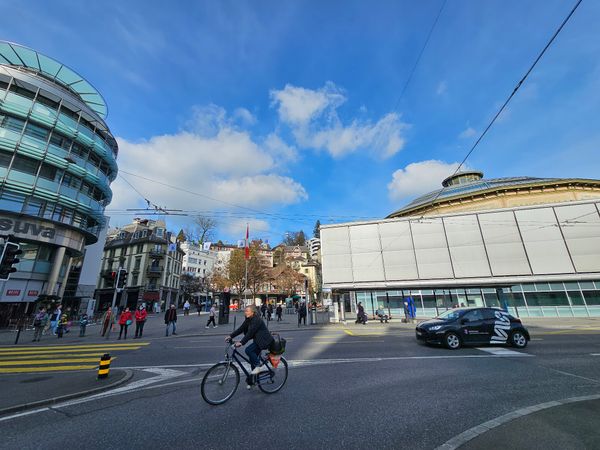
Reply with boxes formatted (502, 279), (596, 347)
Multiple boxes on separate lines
(1, 315), (600, 449)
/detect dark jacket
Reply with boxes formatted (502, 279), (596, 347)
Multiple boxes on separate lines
(164, 308), (177, 324)
(230, 314), (274, 350)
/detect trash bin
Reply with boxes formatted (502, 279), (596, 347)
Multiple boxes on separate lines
(310, 307), (317, 325)
(218, 292), (231, 325)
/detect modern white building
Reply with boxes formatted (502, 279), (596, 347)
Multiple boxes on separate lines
(181, 241), (216, 278)
(308, 237), (321, 259)
(321, 172), (600, 318)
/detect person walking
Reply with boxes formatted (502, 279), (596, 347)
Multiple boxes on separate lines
(260, 303), (267, 319)
(276, 304), (283, 322)
(297, 302), (307, 326)
(267, 303), (273, 322)
(79, 313), (89, 337)
(183, 300), (190, 316)
(356, 302), (367, 325)
(164, 304), (178, 336)
(134, 305), (147, 339)
(32, 307), (48, 342)
(101, 307), (115, 338)
(118, 307), (132, 340)
(56, 313), (68, 338)
(49, 304), (62, 335)
(206, 304), (217, 328)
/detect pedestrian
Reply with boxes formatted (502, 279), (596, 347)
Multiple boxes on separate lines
(134, 305), (147, 339)
(183, 300), (190, 316)
(260, 303), (267, 319)
(356, 302), (367, 325)
(165, 304), (178, 336)
(79, 313), (88, 337)
(267, 303), (273, 322)
(49, 304), (62, 335)
(57, 313), (68, 338)
(118, 307), (132, 340)
(101, 307), (115, 337)
(297, 302), (307, 326)
(206, 303), (217, 328)
(32, 306), (48, 342)
(276, 304), (283, 322)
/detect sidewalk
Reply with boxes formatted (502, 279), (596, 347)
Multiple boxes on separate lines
(0, 368), (132, 415)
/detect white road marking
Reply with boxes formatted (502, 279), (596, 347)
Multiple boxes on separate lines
(476, 347), (532, 357)
(0, 368), (185, 423)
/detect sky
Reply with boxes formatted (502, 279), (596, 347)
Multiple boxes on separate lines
(1, 0), (599, 245)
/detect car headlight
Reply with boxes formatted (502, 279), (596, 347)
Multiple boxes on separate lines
(428, 325), (443, 331)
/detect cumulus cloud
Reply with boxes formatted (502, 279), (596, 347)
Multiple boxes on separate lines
(225, 218), (270, 237)
(233, 107), (256, 126)
(109, 106), (307, 218)
(270, 82), (408, 159)
(387, 160), (468, 201)
(458, 126), (477, 139)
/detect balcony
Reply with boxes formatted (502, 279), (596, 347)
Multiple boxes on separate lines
(147, 266), (163, 277)
(149, 249), (165, 258)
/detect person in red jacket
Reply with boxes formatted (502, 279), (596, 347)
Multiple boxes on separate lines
(134, 305), (148, 339)
(118, 307), (133, 340)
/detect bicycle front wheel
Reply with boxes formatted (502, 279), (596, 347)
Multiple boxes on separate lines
(201, 362), (240, 405)
(258, 356), (288, 394)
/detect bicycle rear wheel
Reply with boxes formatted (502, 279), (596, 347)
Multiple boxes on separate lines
(258, 355), (288, 394)
(201, 362), (240, 405)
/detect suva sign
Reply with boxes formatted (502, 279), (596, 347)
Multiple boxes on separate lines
(0, 218), (56, 239)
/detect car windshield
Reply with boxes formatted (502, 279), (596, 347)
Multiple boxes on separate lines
(436, 309), (463, 321)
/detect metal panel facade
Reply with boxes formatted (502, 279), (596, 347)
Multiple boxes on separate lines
(321, 200), (600, 288)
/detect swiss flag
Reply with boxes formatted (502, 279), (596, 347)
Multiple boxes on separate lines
(245, 224), (250, 260)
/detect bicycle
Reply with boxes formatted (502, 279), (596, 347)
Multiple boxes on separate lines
(201, 342), (288, 405)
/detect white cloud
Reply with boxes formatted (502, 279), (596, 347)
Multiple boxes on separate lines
(109, 106), (307, 217)
(436, 81), (447, 95)
(388, 160), (468, 201)
(458, 126), (477, 139)
(233, 107), (256, 126)
(270, 82), (408, 159)
(225, 218), (270, 237)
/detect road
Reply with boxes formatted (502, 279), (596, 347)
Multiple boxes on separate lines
(1, 318), (600, 449)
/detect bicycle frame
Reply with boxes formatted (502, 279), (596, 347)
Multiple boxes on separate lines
(222, 344), (274, 384)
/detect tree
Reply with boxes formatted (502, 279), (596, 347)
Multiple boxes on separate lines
(282, 231), (306, 246)
(185, 216), (218, 244)
(274, 266), (305, 297)
(313, 220), (321, 239)
(180, 273), (202, 303)
(226, 244), (267, 301)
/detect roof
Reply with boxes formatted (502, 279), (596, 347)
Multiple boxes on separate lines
(388, 174), (600, 218)
(0, 41), (107, 118)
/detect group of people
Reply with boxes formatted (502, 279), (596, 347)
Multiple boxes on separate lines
(31, 304), (90, 341)
(101, 304), (148, 339)
(355, 302), (390, 325)
(260, 303), (284, 322)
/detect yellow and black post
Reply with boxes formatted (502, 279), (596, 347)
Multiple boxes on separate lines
(98, 353), (111, 379)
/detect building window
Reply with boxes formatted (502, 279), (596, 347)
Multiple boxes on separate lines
(155, 228), (164, 238)
(142, 230), (148, 237)
(0, 151), (12, 167)
(131, 274), (139, 286)
(137, 244), (144, 253)
(134, 256), (141, 270)
(133, 231), (140, 239)
(11, 155), (39, 175)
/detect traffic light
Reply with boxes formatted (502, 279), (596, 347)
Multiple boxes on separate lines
(0, 241), (22, 281)
(117, 269), (128, 288)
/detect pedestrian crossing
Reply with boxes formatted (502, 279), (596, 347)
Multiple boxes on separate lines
(0, 342), (149, 374)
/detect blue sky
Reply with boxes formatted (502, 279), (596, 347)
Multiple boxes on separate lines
(2, 0), (598, 244)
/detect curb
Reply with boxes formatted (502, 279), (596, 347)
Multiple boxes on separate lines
(0, 369), (134, 417)
(435, 392), (600, 450)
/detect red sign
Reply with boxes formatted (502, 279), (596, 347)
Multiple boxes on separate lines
(6, 289), (21, 296)
(27, 290), (39, 297)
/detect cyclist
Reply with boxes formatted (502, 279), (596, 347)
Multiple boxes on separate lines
(226, 305), (274, 375)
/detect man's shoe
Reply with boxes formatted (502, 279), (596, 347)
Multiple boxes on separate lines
(214, 325), (218, 328)
(205, 326), (209, 329)
(172, 332), (177, 335)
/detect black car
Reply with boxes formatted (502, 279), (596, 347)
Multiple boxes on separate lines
(415, 307), (530, 350)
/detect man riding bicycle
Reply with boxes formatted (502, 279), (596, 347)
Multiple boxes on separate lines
(226, 305), (274, 375)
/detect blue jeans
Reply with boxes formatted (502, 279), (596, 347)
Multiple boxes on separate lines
(245, 342), (261, 369)
(166, 321), (176, 336)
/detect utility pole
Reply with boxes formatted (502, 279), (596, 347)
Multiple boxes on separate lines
(108, 267), (123, 339)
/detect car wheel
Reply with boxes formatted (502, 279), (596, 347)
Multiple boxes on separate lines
(445, 332), (461, 350)
(510, 330), (528, 348)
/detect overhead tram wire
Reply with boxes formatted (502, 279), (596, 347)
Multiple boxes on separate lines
(420, 0), (584, 219)
(391, 0), (447, 112)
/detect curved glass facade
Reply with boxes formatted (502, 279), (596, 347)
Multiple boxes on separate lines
(0, 43), (118, 244)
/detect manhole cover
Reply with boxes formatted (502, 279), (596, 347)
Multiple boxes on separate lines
(20, 376), (53, 383)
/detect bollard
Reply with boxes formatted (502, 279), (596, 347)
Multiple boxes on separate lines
(98, 353), (111, 379)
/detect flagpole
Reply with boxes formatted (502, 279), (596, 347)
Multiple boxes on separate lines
(244, 223), (249, 308)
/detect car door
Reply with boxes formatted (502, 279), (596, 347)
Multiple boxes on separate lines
(460, 310), (489, 344)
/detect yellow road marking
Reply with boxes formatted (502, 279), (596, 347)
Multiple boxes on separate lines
(0, 357), (115, 366)
(343, 329), (355, 336)
(0, 346), (142, 356)
(0, 365), (99, 374)
(0, 352), (109, 361)
(0, 342), (149, 351)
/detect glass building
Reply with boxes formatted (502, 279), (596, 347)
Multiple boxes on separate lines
(0, 42), (117, 324)
(321, 172), (600, 318)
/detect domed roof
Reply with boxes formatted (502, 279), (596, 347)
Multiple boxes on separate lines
(387, 172), (599, 218)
